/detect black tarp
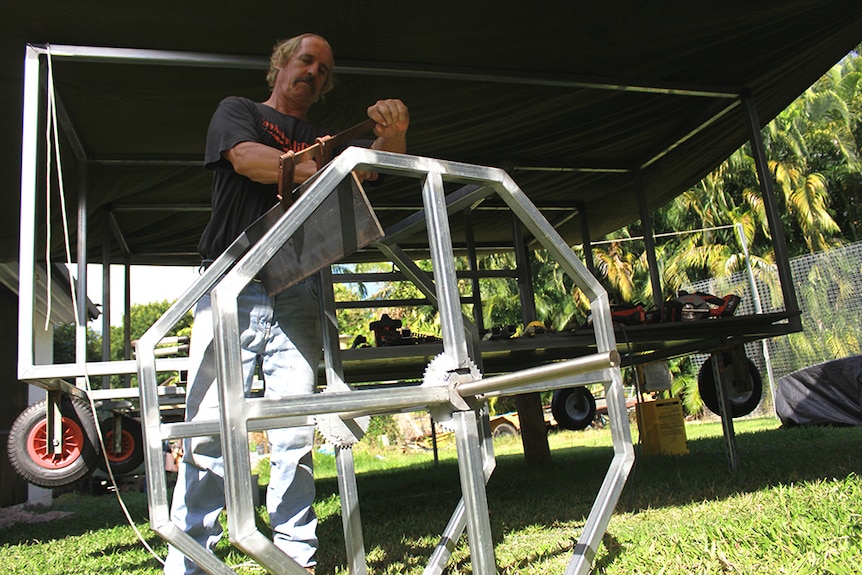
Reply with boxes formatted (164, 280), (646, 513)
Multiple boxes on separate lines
(776, 356), (862, 426)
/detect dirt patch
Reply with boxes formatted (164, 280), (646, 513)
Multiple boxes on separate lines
(0, 503), (73, 530)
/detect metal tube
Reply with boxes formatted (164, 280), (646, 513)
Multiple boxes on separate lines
(101, 233), (111, 389)
(712, 353), (739, 472)
(247, 385), (451, 421)
(422, 171), (470, 369)
(453, 410), (496, 574)
(456, 351), (620, 396)
(17, 46), (41, 379)
(336, 447), (368, 575)
(75, 166), (88, 375)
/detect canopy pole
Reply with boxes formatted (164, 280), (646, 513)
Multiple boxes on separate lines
(578, 202), (596, 274)
(75, 169), (88, 373)
(742, 95), (801, 328)
(101, 223), (111, 388)
(635, 170), (663, 309)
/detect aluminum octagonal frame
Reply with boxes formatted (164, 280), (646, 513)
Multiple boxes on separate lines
(135, 147), (634, 575)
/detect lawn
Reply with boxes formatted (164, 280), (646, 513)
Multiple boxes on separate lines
(1, 417), (860, 574)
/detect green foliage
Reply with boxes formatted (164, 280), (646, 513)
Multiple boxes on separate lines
(52, 299), (194, 388)
(595, 45), (862, 306)
(52, 322), (102, 364)
(333, 281), (379, 345)
(774, 252), (862, 371)
(364, 414), (401, 445)
(667, 356), (703, 416)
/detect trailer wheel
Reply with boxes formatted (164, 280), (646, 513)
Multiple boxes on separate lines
(491, 421), (518, 438)
(7, 397), (100, 487)
(98, 416), (144, 475)
(551, 387), (597, 431)
(698, 354), (763, 418)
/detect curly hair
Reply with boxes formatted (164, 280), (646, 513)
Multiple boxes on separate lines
(266, 33), (335, 96)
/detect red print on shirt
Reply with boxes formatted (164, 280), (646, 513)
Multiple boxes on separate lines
(262, 120), (312, 153)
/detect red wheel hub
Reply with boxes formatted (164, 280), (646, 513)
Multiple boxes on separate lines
(26, 416), (84, 469)
(104, 429), (135, 462)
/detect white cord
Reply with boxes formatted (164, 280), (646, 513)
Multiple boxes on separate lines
(43, 49), (55, 331)
(44, 44), (165, 567)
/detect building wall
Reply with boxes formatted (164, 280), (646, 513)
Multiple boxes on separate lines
(0, 285), (29, 507)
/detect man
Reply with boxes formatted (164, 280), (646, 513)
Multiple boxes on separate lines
(164, 33), (409, 574)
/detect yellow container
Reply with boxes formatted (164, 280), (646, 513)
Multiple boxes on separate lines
(638, 397), (688, 456)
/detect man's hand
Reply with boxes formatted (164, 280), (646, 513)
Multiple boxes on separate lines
(357, 99), (409, 182)
(367, 99), (409, 148)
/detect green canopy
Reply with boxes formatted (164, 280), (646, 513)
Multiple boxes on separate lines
(3, 1), (862, 265)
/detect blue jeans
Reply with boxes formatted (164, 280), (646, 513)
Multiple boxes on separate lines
(164, 279), (322, 574)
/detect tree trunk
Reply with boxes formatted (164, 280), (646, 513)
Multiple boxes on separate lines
(515, 392), (551, 467)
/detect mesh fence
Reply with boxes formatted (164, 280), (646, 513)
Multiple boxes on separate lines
(686, 240), (862, 405)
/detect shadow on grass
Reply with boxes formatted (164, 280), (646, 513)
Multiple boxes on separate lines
(313, 423), (861, 572)
(2, 423), (858, 574)
(0, 489), (152, 545)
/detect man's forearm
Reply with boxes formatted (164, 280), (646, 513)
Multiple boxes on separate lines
(371, 133), (407, 155)
(224, 141), (316, 184)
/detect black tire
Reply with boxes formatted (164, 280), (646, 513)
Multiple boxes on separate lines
(98, 416), (144, 475)
(551, 387), (597, 431)
(492, 421), (518, 438)
(7, 396), (100, 487)
(698, 354), (763, 418)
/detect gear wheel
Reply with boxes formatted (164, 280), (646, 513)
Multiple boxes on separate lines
(423, 354), (482, 428)
(422, 353), (482, 388)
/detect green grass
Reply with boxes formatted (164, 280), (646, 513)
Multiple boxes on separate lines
(1, 417), (860, 574)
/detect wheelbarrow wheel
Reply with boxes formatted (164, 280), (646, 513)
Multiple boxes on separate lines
(97, 416), (144, 475)
(7, 396), (100, 487)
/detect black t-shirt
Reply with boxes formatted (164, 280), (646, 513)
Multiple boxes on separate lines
(198, 96), (338, 260)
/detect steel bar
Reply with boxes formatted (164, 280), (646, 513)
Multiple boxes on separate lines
(480, 369), (614, 398)
(319, 266), (369, 574)
(712, 352), (739, 472)
(457, 351), (620, 396)
(17, 46), (40, 381)
(640, 99), (742, 170)
(30, 43), (741, 101)
(422, 171), (470, 370)
(453, 410), (496, 575)
(336, 447), (368, 575)
(565, 362), (634, 575)
(246, 386), (451, 421)
(211, 280), (299, 571)
(337, 58), (741, 98)
(373, 241), (484, 369)
(160, 416), (314, 440)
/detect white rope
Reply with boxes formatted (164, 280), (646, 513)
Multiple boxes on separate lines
(44, 44), (165, 567)
(43, 49), (54, 331)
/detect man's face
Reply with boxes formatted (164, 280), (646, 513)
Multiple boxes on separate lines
(276, 36), (334, 108)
